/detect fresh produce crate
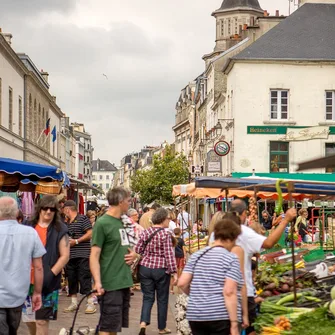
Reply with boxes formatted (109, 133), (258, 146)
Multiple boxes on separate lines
(303, 249), (325, 263)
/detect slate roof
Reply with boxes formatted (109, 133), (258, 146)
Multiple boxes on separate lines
(92, 159), (117, 172)
(216, 0), (262, 11)
(233, 3), (335, 61)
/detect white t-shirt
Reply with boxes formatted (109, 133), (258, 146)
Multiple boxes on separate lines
(177, 211), (191, 231)
(168, 220), (177, 235)
(236, 225), (266, 297)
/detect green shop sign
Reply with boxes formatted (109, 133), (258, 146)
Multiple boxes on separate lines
(247, 126), (335, 135)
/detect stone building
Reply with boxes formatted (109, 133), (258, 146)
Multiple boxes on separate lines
(0, 32), (26, 160)
(18, 53), (64, 166)
(92, 159), (117, 194)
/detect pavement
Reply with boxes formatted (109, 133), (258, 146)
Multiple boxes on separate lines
(18, 289), (178, 335)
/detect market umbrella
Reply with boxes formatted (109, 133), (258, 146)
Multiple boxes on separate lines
(297, 154), (335, 171)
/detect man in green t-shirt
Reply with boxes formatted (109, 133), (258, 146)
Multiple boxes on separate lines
(90, 187), (137, 335)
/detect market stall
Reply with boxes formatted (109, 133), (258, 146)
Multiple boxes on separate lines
(194, 176), (335, 334)
(0, 157), (63, 194)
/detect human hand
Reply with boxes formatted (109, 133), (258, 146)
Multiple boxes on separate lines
(285, 208), (297, 222)
(230, 323), (239, 335)
(172, 273), (178, 286)
(95, 283), (105, 296)
(32, 292), (42, 312)
(69, 238), (76, 247)
(125, 248), (137, 265)
(242, 315), (249, 329)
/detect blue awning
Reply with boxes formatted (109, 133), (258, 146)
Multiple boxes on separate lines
(195, 177), (335, 196)
(0, 157), (63, 181)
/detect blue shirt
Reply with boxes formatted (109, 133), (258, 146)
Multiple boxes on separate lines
(184, 246), (243, 322)
(0, 220), (46, 308)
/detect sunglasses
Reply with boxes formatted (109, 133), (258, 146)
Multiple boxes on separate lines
(41, 207), (57, 212)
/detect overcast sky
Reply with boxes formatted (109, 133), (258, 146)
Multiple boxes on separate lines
(1, 0), (294, 165)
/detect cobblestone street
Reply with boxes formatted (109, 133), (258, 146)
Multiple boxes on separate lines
(18, 290), (177, 335)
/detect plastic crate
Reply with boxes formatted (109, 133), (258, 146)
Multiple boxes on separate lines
(303, 249), (325, 263)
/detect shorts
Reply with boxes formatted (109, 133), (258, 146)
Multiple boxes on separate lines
(23, 285), (59, 321)
(98, 288), (130, 333)
(246, 297), (257, 335)
(176, 257), (185, 270)
(66, 258), (92, 295)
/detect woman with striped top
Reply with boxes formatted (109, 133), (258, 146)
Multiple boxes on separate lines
(178, 218), (243, 335)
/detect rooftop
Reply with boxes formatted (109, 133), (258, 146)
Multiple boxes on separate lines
(214, 0), (263, 13)
(233, 3), (335, 61)
(92, 159), (117, 172)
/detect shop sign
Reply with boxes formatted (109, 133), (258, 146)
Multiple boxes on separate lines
(279, 126), (330, 142)
(207, 149), (222, 173)
(214, 141), (230, 157)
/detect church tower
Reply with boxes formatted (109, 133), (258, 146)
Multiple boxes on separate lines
(212, 0), (264, 52)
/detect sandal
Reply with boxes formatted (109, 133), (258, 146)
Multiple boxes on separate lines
(159, 329), (171, 334)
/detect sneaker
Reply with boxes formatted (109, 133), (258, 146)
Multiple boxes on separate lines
(85, 303), (97, 314)
(64, 302), (78, 313)
(92, 296), (98, 305)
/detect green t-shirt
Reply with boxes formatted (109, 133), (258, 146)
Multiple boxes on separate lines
(92, 214), (133, 291)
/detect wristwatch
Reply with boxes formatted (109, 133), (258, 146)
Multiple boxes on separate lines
(75, 239), (79, 245)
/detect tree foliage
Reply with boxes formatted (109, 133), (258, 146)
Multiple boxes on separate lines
(131, 145), (189, 205)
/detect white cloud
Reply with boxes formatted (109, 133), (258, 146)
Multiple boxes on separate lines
(0, 0), (291, 164)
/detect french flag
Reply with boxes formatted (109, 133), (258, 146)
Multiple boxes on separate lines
(44, 118), (51, 135)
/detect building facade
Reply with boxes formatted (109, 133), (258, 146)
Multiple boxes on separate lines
(92, 159), (117, 194)
(72, 122), (93, 184)
(222, 1), (335, 176)
(0, 33), (26, 159)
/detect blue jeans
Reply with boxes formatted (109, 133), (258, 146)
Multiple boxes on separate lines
(139, 266), (170, 330)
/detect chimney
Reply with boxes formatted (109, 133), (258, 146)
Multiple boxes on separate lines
(276, 10), (280, 16)
(264, 10), (268, 17)
(41, 69), (49, 83)
(1, 32), (13, 46)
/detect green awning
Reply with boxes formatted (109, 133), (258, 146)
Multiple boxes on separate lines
(232, 172), (335, 183)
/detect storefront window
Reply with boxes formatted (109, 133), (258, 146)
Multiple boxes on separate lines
(325, 143), (335, 173)
(270, 141), (289, 173)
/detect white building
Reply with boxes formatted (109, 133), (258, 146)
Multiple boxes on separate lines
(221, 0), (335, 179)
(72, 123), (93, 184)
(0, 32), (26, 159)
(92, 159), (117, 194)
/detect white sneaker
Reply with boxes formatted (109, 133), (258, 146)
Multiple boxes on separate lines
(85, 303), (97, 314)
(63, 302), (78, 313)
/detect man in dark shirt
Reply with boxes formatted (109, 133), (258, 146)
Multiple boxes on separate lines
(260, 210), (273, 230)
(63, 200), (95, 314)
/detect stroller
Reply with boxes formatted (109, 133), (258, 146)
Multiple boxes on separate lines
(59, 290), (99, 335)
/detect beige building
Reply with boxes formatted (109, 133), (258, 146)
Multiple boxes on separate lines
(0, 32), (26, 160)
(18, 53), (64, 166)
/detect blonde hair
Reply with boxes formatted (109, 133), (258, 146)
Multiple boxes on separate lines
(87, 210), (96, 218)
(208, 211), (226, 241)
(298, 209), (308, 216)
(249, 221), (266, 235)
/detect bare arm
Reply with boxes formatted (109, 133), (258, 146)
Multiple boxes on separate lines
(78, 229), (92, 243)
(90, 246), (103, 294)
(263, 208), (296, 249)
(224, 278), (239, 335)
(232, 246), (248, 326)
(177, 272), (193, 295)
(32, 257), (44, 294)
(51, 235), (70, 276)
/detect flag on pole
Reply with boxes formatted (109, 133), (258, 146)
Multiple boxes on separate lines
(44, 118), (51, 135)
(51, 126), (57, 142)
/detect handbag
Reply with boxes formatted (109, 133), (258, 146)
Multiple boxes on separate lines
(131, 228), (164, 282)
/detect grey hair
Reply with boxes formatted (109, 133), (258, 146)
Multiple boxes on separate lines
(127, 208), (138, 216)
(106, 187), (131, 206)
(151, 208), (169, 225)
(0, 197), (18, 220)
(230, 199), (247, 215)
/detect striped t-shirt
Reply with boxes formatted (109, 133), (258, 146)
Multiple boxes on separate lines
(184, 246), (243, 322)
(67, 214), (92, 259)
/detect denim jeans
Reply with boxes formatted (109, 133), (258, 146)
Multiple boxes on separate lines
(0, 306), (22, 335)
(139, 266), (170, 330)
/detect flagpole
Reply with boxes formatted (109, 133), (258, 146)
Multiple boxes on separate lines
(42, 133), (50, 147)
(36, 130), (45, 144)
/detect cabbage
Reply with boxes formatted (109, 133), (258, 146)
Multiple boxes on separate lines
(331, 286), (335, 300)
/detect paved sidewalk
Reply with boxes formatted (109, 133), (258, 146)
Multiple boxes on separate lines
(18, 290), (177, 335)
